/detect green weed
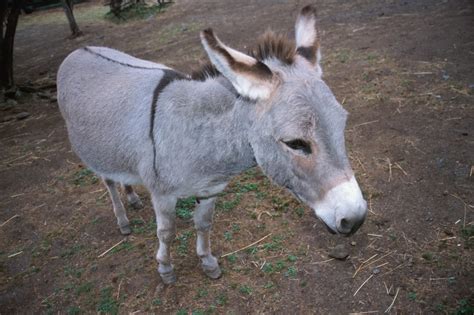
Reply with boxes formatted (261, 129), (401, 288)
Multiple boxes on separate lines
(239, 285), (252, 295)
(226, 254), (237, 264)
(72, 168), (98, 186)
(285, 266), (297, 278)
(97, 287), (118, 314)
(177, 231), (193, 256)
(110, 241), (134, 254)
(195, 288), (208, 299)
(224, 231), (233, 241)
(76, 282), (93, 295)
(176, 197), (196, 220)
(216, 293), (227, 305)
(104, 3), (169, 23)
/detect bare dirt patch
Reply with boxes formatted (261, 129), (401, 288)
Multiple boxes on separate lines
(1, 0), (473, 314)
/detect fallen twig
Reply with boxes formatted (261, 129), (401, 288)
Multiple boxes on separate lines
(98, 239), (125, 258)
(385, 287), (400, 313)
(387, 158), (392, 182)
(367, 233), (383, 237)
(8, 251), (23, 258)
(116, 278), (123, 300)
(353, 274), (374, 296)
(381, 263), (405, 277)
(353, 254), (378, 278)
(0, 214), (19, 227)
(393, 162), (408, 176)
(221, 233), (271, 258)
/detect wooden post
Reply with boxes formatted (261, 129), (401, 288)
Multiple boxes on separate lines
(61, 0), (82, 38)
(0, 0), (22, 89)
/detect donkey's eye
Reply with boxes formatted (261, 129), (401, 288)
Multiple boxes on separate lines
(282, 139), (312, 155)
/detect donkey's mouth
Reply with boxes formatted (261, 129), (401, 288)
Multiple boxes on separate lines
(318, 217), (337, 234)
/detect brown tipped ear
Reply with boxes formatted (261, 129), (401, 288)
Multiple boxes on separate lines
(295, 5), (321, 70)
(200, 28), (274, 100)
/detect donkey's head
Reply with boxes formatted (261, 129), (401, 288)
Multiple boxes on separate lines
(200, 5), (367, 235)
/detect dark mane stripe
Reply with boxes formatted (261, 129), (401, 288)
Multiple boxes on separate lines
(150, 70), (188, 176)
(249, 31), (296, 65)
(82, 47), (168, 70)
(191, 62), (221, 81)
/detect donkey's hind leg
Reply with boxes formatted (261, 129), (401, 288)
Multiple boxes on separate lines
(123, 185), (144, 209)
(103, 178), (131, 235)
(194, 197), (221, 279)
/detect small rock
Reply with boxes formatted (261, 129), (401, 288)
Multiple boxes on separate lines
(328, 244), (349, 260)
(372, 267), (380, 274)
(16, 112), (30, 120)
(350, 241), (357, 246)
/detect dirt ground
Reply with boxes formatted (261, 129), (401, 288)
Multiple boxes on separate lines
(0, 0), (473, 314)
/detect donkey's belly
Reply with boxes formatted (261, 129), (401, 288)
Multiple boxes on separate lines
(67, 122), (144, 184)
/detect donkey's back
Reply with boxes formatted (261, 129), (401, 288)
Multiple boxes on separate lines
(57, 46), (170, 184)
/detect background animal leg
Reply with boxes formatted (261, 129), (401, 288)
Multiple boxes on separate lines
(103, 178), (131, 235)
(123, 184), (143, 209)
(151, 193), (177, 284)
(194, 197), (221, 279)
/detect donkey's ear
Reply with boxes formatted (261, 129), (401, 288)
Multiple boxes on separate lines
(295, 5), (321, 73)
(200, 28), (274, 100)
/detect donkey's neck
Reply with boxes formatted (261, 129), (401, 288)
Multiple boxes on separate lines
(156, 77), (257, 194)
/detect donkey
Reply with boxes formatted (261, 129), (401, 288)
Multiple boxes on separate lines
(57, 5), (367, 283)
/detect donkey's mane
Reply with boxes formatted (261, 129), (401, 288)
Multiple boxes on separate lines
(249, 31), (296, 65)
(192, 31), (296, 81)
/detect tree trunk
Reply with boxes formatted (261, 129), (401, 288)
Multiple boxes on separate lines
(0, 0), (22, 89)
(61, 0), (82, 37)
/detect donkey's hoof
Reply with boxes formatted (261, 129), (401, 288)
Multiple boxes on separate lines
(119, 224), (131, 235)
(202, 264), (222, 279)
(159, 270), (177, 284)
(130, 199), (144, 210)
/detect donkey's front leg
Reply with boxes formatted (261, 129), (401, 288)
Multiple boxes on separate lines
(194, 198), (221, 279)
(151, 193), (178, 284)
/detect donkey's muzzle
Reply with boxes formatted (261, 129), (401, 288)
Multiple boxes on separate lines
(336, 210), (367, 236)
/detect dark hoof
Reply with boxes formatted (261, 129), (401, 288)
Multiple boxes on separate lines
(119, 224), (131, 235)
(130, 199), (144, 210)
(160, 270), (177, 284)
(202, 264), (222, 279)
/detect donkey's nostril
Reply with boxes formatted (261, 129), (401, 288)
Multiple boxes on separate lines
(337, 217), (354, 235)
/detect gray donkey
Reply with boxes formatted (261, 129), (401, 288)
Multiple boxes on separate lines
(57, 5), (367, 283)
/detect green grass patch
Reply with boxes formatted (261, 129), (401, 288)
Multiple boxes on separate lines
(195, 288), (208, 300)
(285, 266), (297, 278)
(67, 306), (82, 315)
(97, 287), (119, 314)
(217, 194), (242, 212)
(455, 299), (473, 315)
(226, 254), (237, 264)
(239, 285), (252, 295)
(104, 3), (169, 23)
(110, 241), (134, 254)
(72, 168), (98, 186)
(176, 196), (196, 220)
(177, 231), (193, 256)
(216, 293), (227, 306)
(76, 282), (93, 296)
(61, 244), (84, 258)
